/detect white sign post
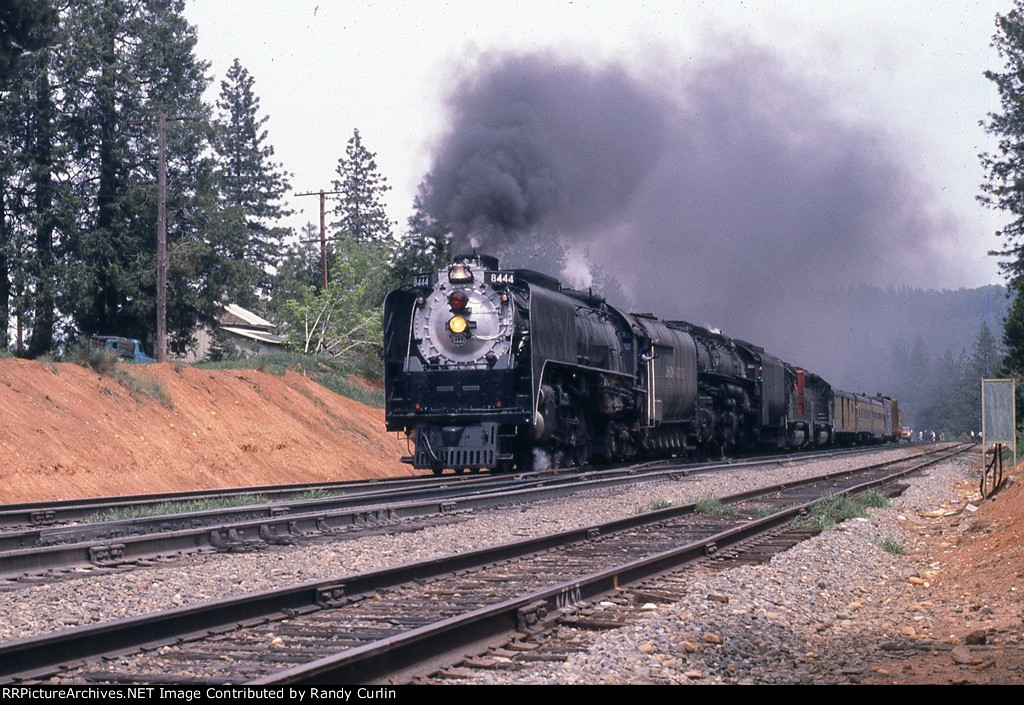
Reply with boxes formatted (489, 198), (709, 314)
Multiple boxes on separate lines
(982, 378), (1016, 482)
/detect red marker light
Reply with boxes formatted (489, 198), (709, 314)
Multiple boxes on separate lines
(449, 291), (468, 310)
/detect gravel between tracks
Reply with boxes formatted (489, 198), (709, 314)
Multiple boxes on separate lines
(0, 446), (999, 685)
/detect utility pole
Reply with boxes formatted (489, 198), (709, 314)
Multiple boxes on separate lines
(134, 113), (197, 362)
(156, 114), (167, 363)
(296, 189), (343, 289)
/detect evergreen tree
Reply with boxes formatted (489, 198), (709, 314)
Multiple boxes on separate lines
(972, 320), (1004, 380)
(212, 59), (292, 306)
(57, 0), (215, 352)
(1003, 287), (1024, 373)
(0, 3), (64, 356)
(0, 0), (56, 86)
(981, 2), (1024, 370)
(25, 45), (56, 356)
(330, 129), (393, 245)
(391, 193), (452, 285)
(266, 223), (322, 322)
(0, 39), (29, 351)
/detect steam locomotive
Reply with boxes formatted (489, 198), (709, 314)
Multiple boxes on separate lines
(383, 254), (899, 474)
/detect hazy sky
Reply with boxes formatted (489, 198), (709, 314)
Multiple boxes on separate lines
(182, 0), (1014, 291)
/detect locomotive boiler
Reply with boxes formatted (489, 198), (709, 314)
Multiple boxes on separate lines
(383, 254), (898, 474)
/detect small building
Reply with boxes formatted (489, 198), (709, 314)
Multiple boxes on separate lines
(184, 304), (286, 362)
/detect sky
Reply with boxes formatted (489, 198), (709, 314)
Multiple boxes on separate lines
(182, 0), (1015, 292)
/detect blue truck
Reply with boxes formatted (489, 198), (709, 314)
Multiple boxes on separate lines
(90, 336), (156, 363)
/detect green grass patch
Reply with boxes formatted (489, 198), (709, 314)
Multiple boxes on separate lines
(858, 489), (890, 508)
(753, 506), (779, 518)
(795, 492), (867, 531)
(112, 369), (172, 406)
(315, 375), (384, 409)
(292, 488), (333, 501)
(875, 537), (905, 555)
(65, 338), (172, 405)
(84, 493), (269, 523)
(67, 337), (118, 374)
(693, 496), (737, 516)
(634, 499), (674, 514)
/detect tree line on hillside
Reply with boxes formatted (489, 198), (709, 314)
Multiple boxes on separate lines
(6, 0), (1024, 442)
(0, 0), (450, 369)
(886, 322), (1004, 439)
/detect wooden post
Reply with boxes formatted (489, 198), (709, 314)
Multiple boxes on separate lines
(319, 190), (327, 289)
(133, 113), (196, 362)
(296, 188), (344, 289)
(156, 114), (167, 362)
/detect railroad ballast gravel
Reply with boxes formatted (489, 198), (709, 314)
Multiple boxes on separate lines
(0, 447), (977, 684)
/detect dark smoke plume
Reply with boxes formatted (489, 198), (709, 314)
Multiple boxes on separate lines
(423, 53), (669, 250)
(421, 47), (966, 389)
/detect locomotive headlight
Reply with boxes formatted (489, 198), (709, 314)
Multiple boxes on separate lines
(448, 315), (469, 334)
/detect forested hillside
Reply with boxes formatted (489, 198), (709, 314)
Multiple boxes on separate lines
(814, 284), (1009, 435)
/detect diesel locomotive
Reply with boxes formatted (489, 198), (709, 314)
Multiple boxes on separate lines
(383, 254), (899, 474)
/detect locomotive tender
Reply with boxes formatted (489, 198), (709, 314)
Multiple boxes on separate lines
(384, 254), (899, 474)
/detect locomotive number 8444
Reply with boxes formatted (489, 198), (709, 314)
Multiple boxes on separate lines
(383, 254), (900, 474)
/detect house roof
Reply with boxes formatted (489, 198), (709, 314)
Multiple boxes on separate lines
(221, 304), (275, 330)
(221, 326), (285, 345)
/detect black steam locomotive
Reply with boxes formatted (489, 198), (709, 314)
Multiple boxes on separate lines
(384, 254), (899, 474)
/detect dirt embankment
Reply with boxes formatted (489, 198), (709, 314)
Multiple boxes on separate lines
(0, 358), (416, 503)
(864, 459), (1024, 685)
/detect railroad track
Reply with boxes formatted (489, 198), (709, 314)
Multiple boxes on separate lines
(0, 443), (967, 685)
(0, 444), (910, 531)
(0, 444), (930, 583)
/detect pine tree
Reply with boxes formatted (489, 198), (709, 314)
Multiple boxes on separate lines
(25, 45), (56, 356)
(981, 2), (1024, 372)
(0, 3), (63, 356)
(57, 0), (215, 352)
(0, 40), (29, 351)
(0, 0), (56, 86)
(330, 129), (393, 245)
(972, 320), (1004, 380)
(267, 223), (322, 322)
(982, 2), (1024, 280)
(391, 193), (452, 285)
(212, 59), (292, 305)
(1003, 287), (1024, 373)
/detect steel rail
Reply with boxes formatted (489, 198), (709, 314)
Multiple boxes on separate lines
(0, 444), (966, 684)
(0, 445), (935, 581)
(0, 443), (914, 530)
(258, 445), (967, 684)
(0, 474), (470, 529)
